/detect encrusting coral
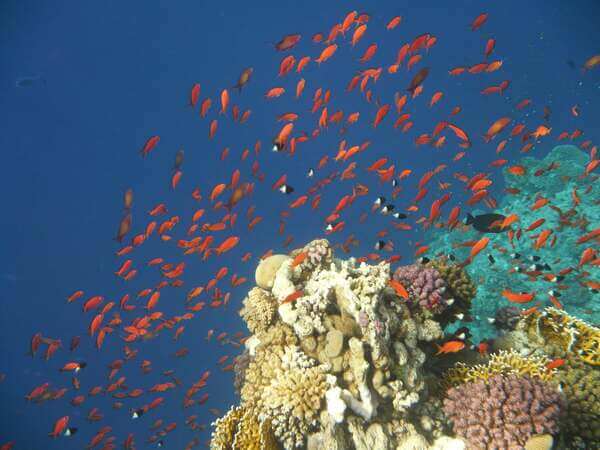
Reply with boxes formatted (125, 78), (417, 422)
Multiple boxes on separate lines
(443, 374), (565, 449)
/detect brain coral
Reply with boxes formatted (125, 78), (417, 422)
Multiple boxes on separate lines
(443, 374), (565, 449)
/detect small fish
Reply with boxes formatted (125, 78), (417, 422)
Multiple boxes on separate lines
(374, 240), (393, 251)
(374, 196), (386, 207)
(233, 67), (253, 92)
(435, 340), (465, 355)
(63, 428), (78, 437)
(381, 204), (395, 215)
(392, 212), (407, 220)
(279, 184), (294, 194)
(307, 168), (315, 178)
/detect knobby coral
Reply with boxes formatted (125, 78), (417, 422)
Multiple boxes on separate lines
(239, 287), (278, 334)
(443, 374), (565, 449)
(557, 359), (600, 446)
(393, 263), (448, 314)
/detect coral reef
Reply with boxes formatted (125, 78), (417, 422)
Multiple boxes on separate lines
(443, 374), (565, 449)
(556, 359), (600, 447)
(213, 235), (597, 449)
(425, 145), (600, 341)
(210, 405), (279, 450)
(443, 349), (556, 387)
(493, 306), (522, 332)
(392, 263), (449, 315)
(518, 307), (600, 366)
(212, 239), (462, 449)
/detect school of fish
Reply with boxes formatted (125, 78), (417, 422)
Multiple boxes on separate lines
(6, 8), (600, 450)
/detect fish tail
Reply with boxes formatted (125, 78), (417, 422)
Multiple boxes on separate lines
(465, 213), (474, 225)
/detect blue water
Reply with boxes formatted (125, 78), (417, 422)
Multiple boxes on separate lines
(1, 1), (599, 448)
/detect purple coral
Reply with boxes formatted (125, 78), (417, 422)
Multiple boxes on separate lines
(443, 374), (565, 449)
(393, 264), (447, 313)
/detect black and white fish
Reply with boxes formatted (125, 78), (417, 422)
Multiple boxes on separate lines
(279, 184), (294, 194)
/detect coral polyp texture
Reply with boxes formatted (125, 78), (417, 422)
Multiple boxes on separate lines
(392, 264), (448, 314)
(443, 374), (565, 450)
(556, 360), (600, 447)
(210, 239), (467, 449)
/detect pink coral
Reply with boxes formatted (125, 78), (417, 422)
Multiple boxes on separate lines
(392, 264), (448, 313)
(443, 374), (565, 450)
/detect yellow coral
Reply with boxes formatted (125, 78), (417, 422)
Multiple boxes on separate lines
(557, 359), (600, 446)
(210, 406), (245, 450)
(240, 287), (278, 334)
(210, 405), (280, 450)
(233, 408), (279, 450)
(523, 307), (600, 366)
(443, 350), (555, 388)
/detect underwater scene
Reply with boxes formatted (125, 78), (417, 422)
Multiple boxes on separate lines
(2, 1), (599, 449)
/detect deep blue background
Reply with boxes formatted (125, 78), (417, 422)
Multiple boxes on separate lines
(1, 0), (599, 448)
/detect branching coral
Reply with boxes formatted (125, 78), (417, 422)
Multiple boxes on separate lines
(443, 374), (565, 449)
(260, 364), (328, 448)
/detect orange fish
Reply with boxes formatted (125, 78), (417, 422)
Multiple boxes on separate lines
(435, 340), (465, 355)
(502, 290), (535, 303)
(389, 279), (409, 299)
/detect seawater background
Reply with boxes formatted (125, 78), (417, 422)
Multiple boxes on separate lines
(1, 0), (599, 448)
(426, 144), (600, 341)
